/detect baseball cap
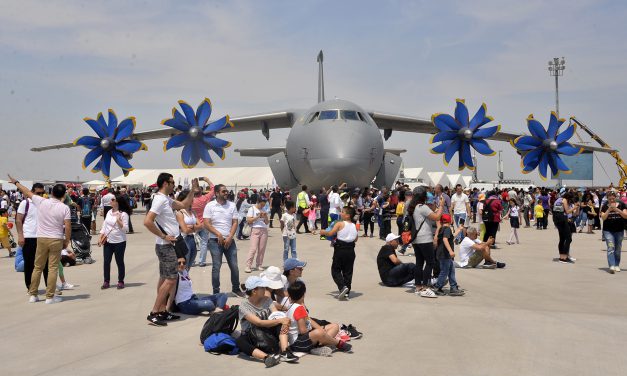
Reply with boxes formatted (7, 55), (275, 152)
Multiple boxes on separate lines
(385, 233), (401, 243)
(260, 266), (286, 290)
(441, 213), (452, 224)
(244, 276), (269, 291)
(284, 258), (307, 272)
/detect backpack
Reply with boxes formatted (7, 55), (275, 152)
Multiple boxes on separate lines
(401, 206), (428, 245)
(203, 333), (239, 355)
(81, 197), (92, 217)
(199, 305), (239, 344)
(482, 199), (494, 222)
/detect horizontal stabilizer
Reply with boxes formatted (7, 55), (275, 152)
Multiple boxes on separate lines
(384, 148), (406, 155)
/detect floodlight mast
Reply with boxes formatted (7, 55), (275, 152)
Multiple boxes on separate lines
(548, 57), (566, 117)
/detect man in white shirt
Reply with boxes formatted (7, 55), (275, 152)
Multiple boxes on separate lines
(203, 184), (243, 297)
(144, 172), (199, 326)
(457, 227), (504, 269)
(328, 184), (345, 221)
(451, 184), (470, 242)
(15, 183), (47, 290)
(9, 175), (71, 304)
(101, 189), (115, 218)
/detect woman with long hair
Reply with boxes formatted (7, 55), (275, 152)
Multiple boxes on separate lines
(407, 187), (443, 298)
(98, 193), (129, 289)
(176, 190), (200, 269)
(553, 191), (578, 264)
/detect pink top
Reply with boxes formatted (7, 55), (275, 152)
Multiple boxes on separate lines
(31, 195), (71, 239)
(191, 186), (215, 223)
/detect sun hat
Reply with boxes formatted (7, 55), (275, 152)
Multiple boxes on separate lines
(260, 266), (286, 290)
(385, 233), (401, 243)
(244, 276), (269, 291)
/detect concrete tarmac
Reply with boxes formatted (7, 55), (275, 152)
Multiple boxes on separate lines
(1, 217), (626, 376)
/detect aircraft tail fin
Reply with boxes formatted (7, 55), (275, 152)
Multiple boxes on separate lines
(317, 50), (325, 103)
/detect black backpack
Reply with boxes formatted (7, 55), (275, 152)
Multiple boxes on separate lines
(482, 199), (494, 222)
(200, 305), (239, 344)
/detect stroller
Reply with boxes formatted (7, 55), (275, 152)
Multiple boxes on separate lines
(71, 222), (94, 264)
(0, 231), (18, 250)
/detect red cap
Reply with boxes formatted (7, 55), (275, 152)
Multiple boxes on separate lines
(440, 214), (452, 224)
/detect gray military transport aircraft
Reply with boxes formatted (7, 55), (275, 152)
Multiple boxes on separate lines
(32, 51), (609, 191)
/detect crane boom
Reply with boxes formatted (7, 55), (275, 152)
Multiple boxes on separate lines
(570, 116), (627, 188)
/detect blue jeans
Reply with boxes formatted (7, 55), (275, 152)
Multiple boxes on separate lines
(283, 236), (297, 261)
(208, 238), (240, 294)
(176, 293), (228, 315)
(453, 213), (467, 242)
(183, 234), (197, 269)
(196, 228), (209, 265)
(435, 258), (458, 289)
(603, 231), (623, 268)
(383, 263), (416, 286)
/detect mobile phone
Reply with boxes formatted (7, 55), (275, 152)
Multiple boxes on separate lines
(459, 218), (465, 226)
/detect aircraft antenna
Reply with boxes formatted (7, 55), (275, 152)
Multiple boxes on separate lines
(317, 50), (325, 103)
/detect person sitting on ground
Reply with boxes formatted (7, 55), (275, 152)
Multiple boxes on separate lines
(377, 233), (416, 287)
(282, 258), (362, 340)
(260, 266), (288, 303)
(235, 276), (298, 367)
(433, 214), (464, 296)
(173, 269), (228, 315)
(457, 227), (505, 269)
(286, 281), (352, 356)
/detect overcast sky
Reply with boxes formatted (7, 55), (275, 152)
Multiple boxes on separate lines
(1, 0), (625, 186)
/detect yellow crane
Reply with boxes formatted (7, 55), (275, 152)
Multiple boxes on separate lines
(570, 117), (627, 188)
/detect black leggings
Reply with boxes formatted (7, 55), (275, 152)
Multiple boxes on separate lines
(23, 237), (48, 289)
(362, 213), (374, 235)
(331, 243), (356, 291)
(483, 221), (499, 242)
(414, 242), (435, 286)
(103, 241), (126, 282)
(555, 220), (572, 256)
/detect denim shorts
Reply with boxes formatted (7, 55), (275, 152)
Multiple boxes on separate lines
(155, 243), (178, 279)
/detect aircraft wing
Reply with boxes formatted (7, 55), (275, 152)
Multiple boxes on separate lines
(369, 112), (615, 153)
(31, 111), (299, 152)
(234, 147), (286, 157)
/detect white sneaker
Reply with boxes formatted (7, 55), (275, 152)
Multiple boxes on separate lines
(61, 282), (74, 290)
(257, 266), (265, 271)
(28, 295), (39, 303)
(615, 266), (621, 272)
(244, 267), (252, 273)
(45, 296), (62, 304)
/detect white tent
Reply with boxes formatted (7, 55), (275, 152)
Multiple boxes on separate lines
(82, 179), (106, 187)
(461, 176), (473, 188)
(427, 171), (446, 186)
(447, 174), (461, 187)
(111, 167), (276, 190)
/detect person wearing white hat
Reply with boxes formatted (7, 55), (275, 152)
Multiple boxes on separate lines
(235, 276), (298, 366)
(260, 266), (288, 302)
(377, 233), (416, 287)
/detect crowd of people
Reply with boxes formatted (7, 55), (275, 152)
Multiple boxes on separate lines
(2, 173), (626, 366)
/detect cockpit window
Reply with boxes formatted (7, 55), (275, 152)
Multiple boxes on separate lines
(308, 112), (319, 123)
(341, 110), (359, 121)
(318, 110), (338, 120)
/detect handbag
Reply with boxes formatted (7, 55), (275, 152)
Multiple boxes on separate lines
(155, 221), (189, 259)
(241, 222), (252, 237)
(247, 326), (280, 354)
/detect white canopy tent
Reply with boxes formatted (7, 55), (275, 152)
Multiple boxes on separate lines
(446, 174), (461, 187)
(427, 171), (446, 186)
(461, 176), (473, 188)
(111, 167), (276, 190)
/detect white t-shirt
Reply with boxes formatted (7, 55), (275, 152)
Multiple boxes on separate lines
(101, 192), (115, 207)
(17, 198), (38, 238)
(451, 193), (469, 215)
(0, 200), (7, 209)
(328, 192), (342, 215)
(459, 237), (481, 267)
(281, 212), (296, 239)
(150, 193), (180, 245)
(509, 205), (519, 218)
(175, 270), (194, 305)
(100, 210), (129, 244)
(247, 206), (268, 228)
(203, 200), (238, 238)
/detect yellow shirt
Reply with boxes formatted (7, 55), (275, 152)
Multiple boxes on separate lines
(0, 217), (8, 237)
(534, 204), (544, 218)
(396, 201), (405, 216)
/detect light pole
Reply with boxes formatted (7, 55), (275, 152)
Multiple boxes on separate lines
(548, 57), (566, 186)
(548, 57), (566, 117)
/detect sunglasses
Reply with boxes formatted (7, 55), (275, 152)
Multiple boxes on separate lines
(178, 261), (186, 265)
(220, 190), (228, 193)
